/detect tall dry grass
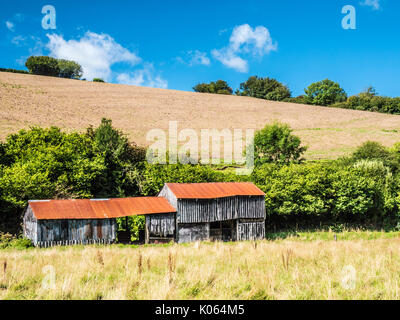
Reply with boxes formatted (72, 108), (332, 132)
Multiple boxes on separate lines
(1, 238), (400, 300)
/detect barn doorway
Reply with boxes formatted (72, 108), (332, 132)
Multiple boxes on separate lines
(209, 220), (236, 242)
(117, 216), (132, 244)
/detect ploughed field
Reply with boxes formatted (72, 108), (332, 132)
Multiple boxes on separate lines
(1, 232), (400, 300)
(2, 72), (400, 159)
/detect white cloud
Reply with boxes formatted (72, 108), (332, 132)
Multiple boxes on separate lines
(189, 50), (211, 66)
(211, 48), (248, 73)
(5, 21), (15, 32)
(11, 35), (27, 45)
(46, 31), (141, 81)
(176, 50), (211, 67)
(212, 24), (277, 73)
(116, 63), (168, 89)
(360, 0), (381, 10)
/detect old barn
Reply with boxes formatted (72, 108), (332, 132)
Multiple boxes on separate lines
(23, 197), (176, 247)
(155, 182), (266, 243)
(24, 182), (266, 246)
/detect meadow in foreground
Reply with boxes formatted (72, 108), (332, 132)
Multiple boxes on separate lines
(1, 231), (400, 300)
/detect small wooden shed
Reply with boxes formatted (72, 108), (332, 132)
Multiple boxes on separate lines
(155, 182), (266, 243)
(23, 197), (176, 247)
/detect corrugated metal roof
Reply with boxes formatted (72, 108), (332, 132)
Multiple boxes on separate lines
(165, 182), (265, 199)
(29, 197), (176, 220)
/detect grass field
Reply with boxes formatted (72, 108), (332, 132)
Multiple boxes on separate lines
(2, 72), (400, 160)
(1, 231), (400, 300)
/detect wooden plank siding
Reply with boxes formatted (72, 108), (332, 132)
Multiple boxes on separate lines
(176, 196), (265, 224)
(36, 218), (116, 244)
(145, 213), (175, 243)
(177, 223), (209, 243)
(237, 219), (265, 241)
(23, 206), (38, 246)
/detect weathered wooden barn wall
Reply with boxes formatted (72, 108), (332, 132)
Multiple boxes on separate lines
(178, 223), (209, 243)
(237, 219), (265, 241)
(158, 185), (178, 209)
(36, 218), (116, 243)
(23, 206), (38, 245)
(145, 213), (175, 243)
(23, 206), (116, 246)
(176, 196), (265, 223)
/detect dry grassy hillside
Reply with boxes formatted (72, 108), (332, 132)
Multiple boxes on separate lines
(2, 236), (400, 300)
(1, 72), (400, 159)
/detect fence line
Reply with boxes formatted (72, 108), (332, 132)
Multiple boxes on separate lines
(37, 239), (114, 248)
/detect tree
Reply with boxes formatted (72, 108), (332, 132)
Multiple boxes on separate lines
(86, 119), (146, 198)
(236, 76), (291, 101)
(58, 59), (82, 79)
(304, 79), (347, 106)
(25, 56), (60, 77)
(193, 80), (233, 95)
(25, 56), (82, 79)
(251, 122), (307, 167)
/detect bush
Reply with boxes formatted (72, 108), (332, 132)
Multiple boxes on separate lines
(93, 78), (105, 83)
(251, 122), (307, 167)
(251, 160), (398, 230)
(340, 88), (400, 114)
(58, 59), (82, 79)
(283, 95), (307, 104)
(25, 56), (83, 79)
(304, 79), (347, 106)
(352, 141), (399, 172)
(236, 76), (291, 101)
(193, 80), (233, 95)
(25, 56), (60, 77)
(0, 233), (33, 249)
(0, 68), (29, 74)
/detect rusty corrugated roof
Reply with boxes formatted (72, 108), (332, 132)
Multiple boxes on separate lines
(29, 197), (176, 220)
(166, 182), (265, 199)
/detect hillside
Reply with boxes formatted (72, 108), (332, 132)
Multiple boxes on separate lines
(1, 72), (400, 159)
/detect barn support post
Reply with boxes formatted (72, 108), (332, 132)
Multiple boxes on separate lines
(145, 217), (150, 244)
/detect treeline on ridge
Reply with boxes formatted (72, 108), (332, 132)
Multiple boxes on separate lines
(194, 77), (400, 115)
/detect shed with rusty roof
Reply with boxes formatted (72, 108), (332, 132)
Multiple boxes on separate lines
(157, 182), (266, 243)
(23, 197), (177, 247)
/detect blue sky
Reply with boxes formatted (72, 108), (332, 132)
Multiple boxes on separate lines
(1, 0), (399, 97)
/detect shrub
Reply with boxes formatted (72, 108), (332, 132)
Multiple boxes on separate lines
(58, 59), (82, 79)
(341, 88), (400, 114)
(193, 80), (232, 95)
(236, 76), (291, 101)
(25, 56), (60, 77)
(0, 233), (33, 249)
(25, 56), (83, 79)
(251, 122), (307, 167)
(251, 160), (398, 230)
(304, 79), (347, 106)
(93, 78), (105, 83)
(0, 68), (29, 74)
(352, 141), (399, 171)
